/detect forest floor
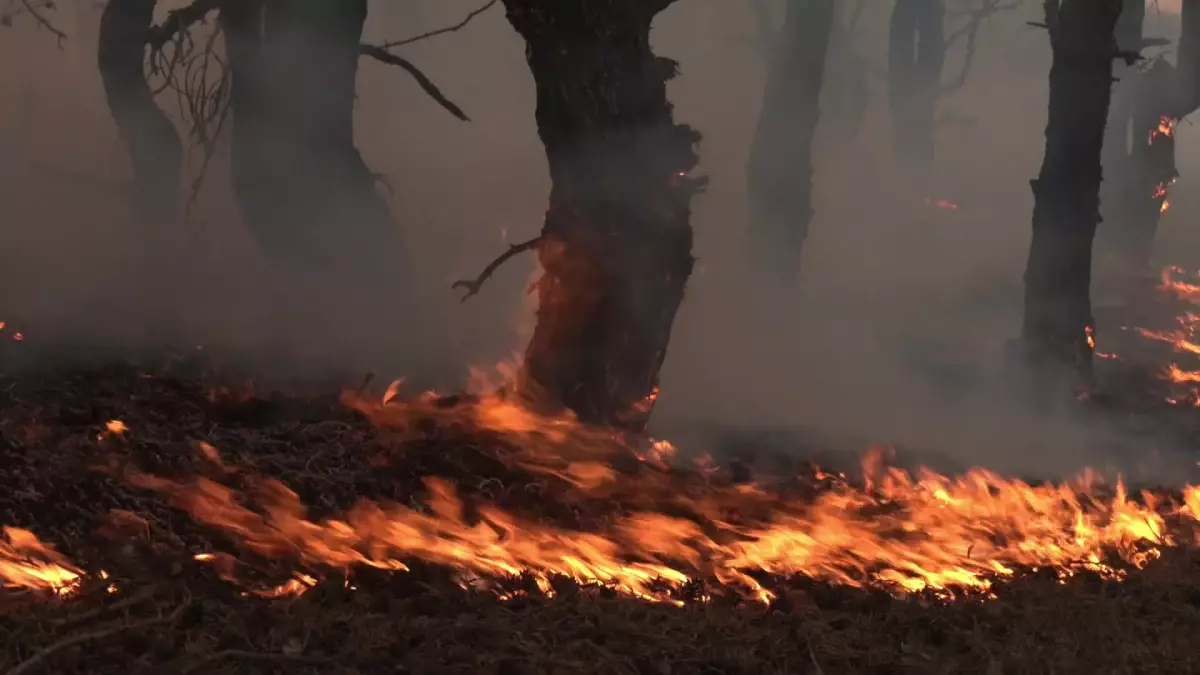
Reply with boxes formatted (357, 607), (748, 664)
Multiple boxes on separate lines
(0, 276), (1199, 674)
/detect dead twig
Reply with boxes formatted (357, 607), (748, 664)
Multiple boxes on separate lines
(453, 236), (543, 303)
(6, 601), (187, 675)
(18, 0), (65, 45)
(378, 0), (498, 50)
(359, 45), (470, 121)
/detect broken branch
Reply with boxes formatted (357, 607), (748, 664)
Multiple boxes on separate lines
(378, 0), (498, 50)
(359, 44), (470, 121)
(452, 236), (543, 303)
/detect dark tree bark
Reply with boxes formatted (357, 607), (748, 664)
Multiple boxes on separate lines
(745, 0), (836, 283)
(220, 0), (406, 286)
(1098, 0), (1200, 275)
(887, 0), (945, 179)
(97, 0), (183, 231)
(1021, 0), (1126, 385)
(500, 0), (703, 431)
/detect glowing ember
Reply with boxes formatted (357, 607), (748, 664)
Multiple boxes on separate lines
(1149, 115), (1177, 145)
(1162, 199), (1171, 214)
(922, 197), (959, 211)
(106, 420), (128, 434)
(1165, 364), (1200, 384)
(0, 527), (82, 595)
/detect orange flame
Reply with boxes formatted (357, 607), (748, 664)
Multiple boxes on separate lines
(0, 527), (83, 595)
(1149, 116), (1177, 145)
(119, 421), (1199, 603)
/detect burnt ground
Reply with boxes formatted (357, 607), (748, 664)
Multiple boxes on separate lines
(0, 283), (1199, 675)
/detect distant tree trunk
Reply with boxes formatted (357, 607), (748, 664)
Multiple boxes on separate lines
(744, 0), (835, 284)
(501, 0), (703, 431)
(220, 0), (405, 287)
(887, 0), (944, 184)
(97, 0), (182, 232)
(1094, 0), (1143, 266)
(1099, 0), (1200, 275)
(1021, 0), (1124, 385)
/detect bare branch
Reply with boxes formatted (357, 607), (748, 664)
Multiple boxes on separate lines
(452, 236), (543, 303)
(1, 0), (67, 45)
(378, 0), (498, 50)
(146, 0), (223, 50)
(360, 44), (470, 121)
(941, 0), (1021, 95)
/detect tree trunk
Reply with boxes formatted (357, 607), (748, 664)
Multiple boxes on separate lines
(501, 0), (703, 431)
(1021, 0), (1124, 386)
(887, 0), (944, 183)
(745, 0), (836, 284)
(1094, 0), (1142, 266)
(1098, 0), (1200, 276)
(97, 0), (183, 232)
(220, 0), (405, 287)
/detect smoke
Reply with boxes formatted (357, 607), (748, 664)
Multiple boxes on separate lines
(0, 0), (1196, 481)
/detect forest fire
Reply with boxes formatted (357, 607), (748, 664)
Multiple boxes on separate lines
(85, 392), (1200, 606)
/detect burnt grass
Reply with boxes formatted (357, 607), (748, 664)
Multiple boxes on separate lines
(0, 351), (1198, 674)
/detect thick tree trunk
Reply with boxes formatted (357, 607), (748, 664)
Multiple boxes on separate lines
(745, 0), (836, 283)
(501, 0), (703, 431)
(220, 0), (405, 286)
(887, 0), (944, 181)
(97, 0), (183, 232)
(1021, 0), (1124, 385)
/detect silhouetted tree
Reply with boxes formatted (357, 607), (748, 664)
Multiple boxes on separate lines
(498, 0), (705, 431)
(97, 0), (182, 234)
(888, 0), (945, 178)
(1022, 0), (1131, 386)
(745, 0), (836, 283)
(1099, 1), (1200, 275)
(219, 0), (405, 291)
(887, 0), (1018, 189)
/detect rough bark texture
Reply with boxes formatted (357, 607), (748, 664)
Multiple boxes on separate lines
(745, 0), (836, 284)
(97, 0), (183, 231)
(887, 0), (945, 179)
(1021, 0), (1123, 384)
(501, 0), (702, 431)
(220, 0), (405, 285)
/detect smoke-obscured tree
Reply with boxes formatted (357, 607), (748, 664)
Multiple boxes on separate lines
(1098, 1), (1200, 276)
(98, 0), (182, 236)
(887, 0), (1018, 188)
(495, 0), (705, 431)
(218, 0), (408, 293)
(1021, 0), (1131, 387)
(888, 0), (945, 179)
(745, 0), (836, 284)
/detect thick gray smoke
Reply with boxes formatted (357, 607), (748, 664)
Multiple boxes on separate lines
(0, 0), (1196, 481)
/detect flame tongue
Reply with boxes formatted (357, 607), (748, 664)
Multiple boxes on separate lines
(116, 438), (1198, 603)
(0, 527), (82, 595)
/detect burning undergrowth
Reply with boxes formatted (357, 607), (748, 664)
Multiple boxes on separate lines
(1, 272), (1200, 672)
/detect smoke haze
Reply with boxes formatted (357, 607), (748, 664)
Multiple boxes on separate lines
(0, 0), (1196, 480)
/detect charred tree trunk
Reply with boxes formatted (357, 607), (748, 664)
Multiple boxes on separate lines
(1021, 0), (1125, 386)
(1099, 0), (1200, 276)
(887, 0), (944, 182)
(220, 0), (405, 286)
(501, 0), (703, 431)
(745, 0), (835, 283)
(97, 0), (183, 231)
